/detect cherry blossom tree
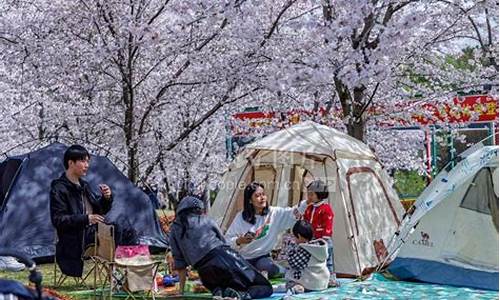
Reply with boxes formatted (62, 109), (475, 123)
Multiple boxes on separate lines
(261, 0), (498, 142)
(0, 0), (303, 189)
(0, 0), (497, 193)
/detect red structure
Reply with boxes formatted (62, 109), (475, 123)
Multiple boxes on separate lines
(231, 95), (498, 135)
(229, 95), (499, 175)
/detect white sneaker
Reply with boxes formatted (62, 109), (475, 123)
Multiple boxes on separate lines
(287, 285), (304, 294)
(0, 256), (25, 272)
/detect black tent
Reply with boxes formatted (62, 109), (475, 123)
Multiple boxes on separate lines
(0, 143), (168, 258)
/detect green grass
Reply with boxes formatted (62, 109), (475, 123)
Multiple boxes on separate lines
(0, 256), (172, 300)
(1, 260), (107, 299)
(394, 170), (427, 198)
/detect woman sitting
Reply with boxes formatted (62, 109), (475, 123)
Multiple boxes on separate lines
(169, 196), (272, 300)
(226, 182), (306, 278)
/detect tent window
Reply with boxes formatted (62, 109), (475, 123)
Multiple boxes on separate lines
(0, 159), (23, 210)
(289, 166), (311, 206)
(460, 168), (498, 215)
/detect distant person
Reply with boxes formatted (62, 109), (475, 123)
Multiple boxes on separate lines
(225, 182), (307, 278)
(285, 220), (329, 294)
(49, 145), (113, 277)
(303, 180), (337, 286)
(143, 184), (160, 209)
(169, 196), (272, 299)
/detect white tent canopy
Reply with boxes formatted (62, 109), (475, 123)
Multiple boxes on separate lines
(387, 145), (499, 290)
(246, 121), (376, 159)
(210, 121), (404, 277)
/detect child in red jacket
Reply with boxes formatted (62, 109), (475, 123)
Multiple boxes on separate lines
(303, 180), (338, 287)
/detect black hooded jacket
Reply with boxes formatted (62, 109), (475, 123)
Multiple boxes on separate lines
(169, 196), (226, 270)
(49, 173), (112, 277)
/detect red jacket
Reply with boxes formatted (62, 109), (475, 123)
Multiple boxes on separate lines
(303, 201), (334, 239)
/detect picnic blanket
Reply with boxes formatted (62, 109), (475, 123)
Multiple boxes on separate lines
(68, 277), (357, 299)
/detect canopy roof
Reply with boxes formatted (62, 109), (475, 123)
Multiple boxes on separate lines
(246, 121), (375, 159)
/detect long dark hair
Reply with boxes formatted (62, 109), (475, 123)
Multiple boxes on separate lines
(242, 182), (269, 225)
(177, 207), (204, 238)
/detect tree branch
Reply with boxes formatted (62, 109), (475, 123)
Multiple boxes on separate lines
(137, 80), (218, 137)
(437, 0), (485, 50)
(0, 35), (18, 44)
(147, 0), (170, 26)
(141, 85), (259, 180)
(260, 0), (299, 48)
(357, 82), (380, 118)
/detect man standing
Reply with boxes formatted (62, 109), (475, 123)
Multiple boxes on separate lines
(50, 145), (112, 277)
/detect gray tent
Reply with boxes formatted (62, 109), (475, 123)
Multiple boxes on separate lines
(0, 143), (167, 258)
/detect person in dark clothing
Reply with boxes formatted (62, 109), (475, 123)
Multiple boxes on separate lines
(49, 145), (113, 277)
(169, 196), (273, 300)
(143, 185), (160, 209)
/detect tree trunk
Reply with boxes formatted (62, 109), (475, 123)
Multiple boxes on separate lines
(334, 78), (366, 141)
(349, 85), (366, 141)
(38, 102), (45, 141)
(124, 81), (137, 182)
(124, 30), (138, 183)
(347, 118), (365, 141)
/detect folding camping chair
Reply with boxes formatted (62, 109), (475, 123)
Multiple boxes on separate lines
(52, 232), (95, 288)
(91, 223), (161, 300)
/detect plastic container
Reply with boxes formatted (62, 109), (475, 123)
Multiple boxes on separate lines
(163, 274), (179, 287)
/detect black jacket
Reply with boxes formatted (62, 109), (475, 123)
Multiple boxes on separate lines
(49, 173), (112, 277)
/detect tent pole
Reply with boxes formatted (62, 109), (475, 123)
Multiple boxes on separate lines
(424, 127), (432, 178)
(431, 126), (437, 178)
(488, 122), (495, 145)
(224, 114), (233, 159)
(335, 163), (362, 276)
(447, 130), (456, 168)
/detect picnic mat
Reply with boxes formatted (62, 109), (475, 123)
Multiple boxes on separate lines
(66, 277), (356, 300)
(66, 273), (498, 299)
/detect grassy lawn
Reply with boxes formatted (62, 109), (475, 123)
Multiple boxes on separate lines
(1, 260), (108, 299)
(0, 256), (171, 300)
(1, 210), (175, 299)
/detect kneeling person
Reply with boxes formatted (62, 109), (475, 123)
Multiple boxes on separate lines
(285, 220), (329, 294)
(169, 196), (272, 300)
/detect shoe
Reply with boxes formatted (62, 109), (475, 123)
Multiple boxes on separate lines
(223, 288), (251, 300)
(212, 287), (224, 299)
(290, 284), (305, 294)
(328, 279), (340, 288)
(223, 288), (241, 300)
(0, 256), (25, 272)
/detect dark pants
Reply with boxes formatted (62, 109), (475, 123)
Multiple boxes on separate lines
(195, 246), (273, 299)
(247, 255), (280, 278)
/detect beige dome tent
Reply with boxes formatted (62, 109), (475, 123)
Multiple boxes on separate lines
(209, 121), (404, 277)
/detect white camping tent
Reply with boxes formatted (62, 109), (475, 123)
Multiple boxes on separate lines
(210, 121), (405, 277)
(386, 145), (499, 290)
